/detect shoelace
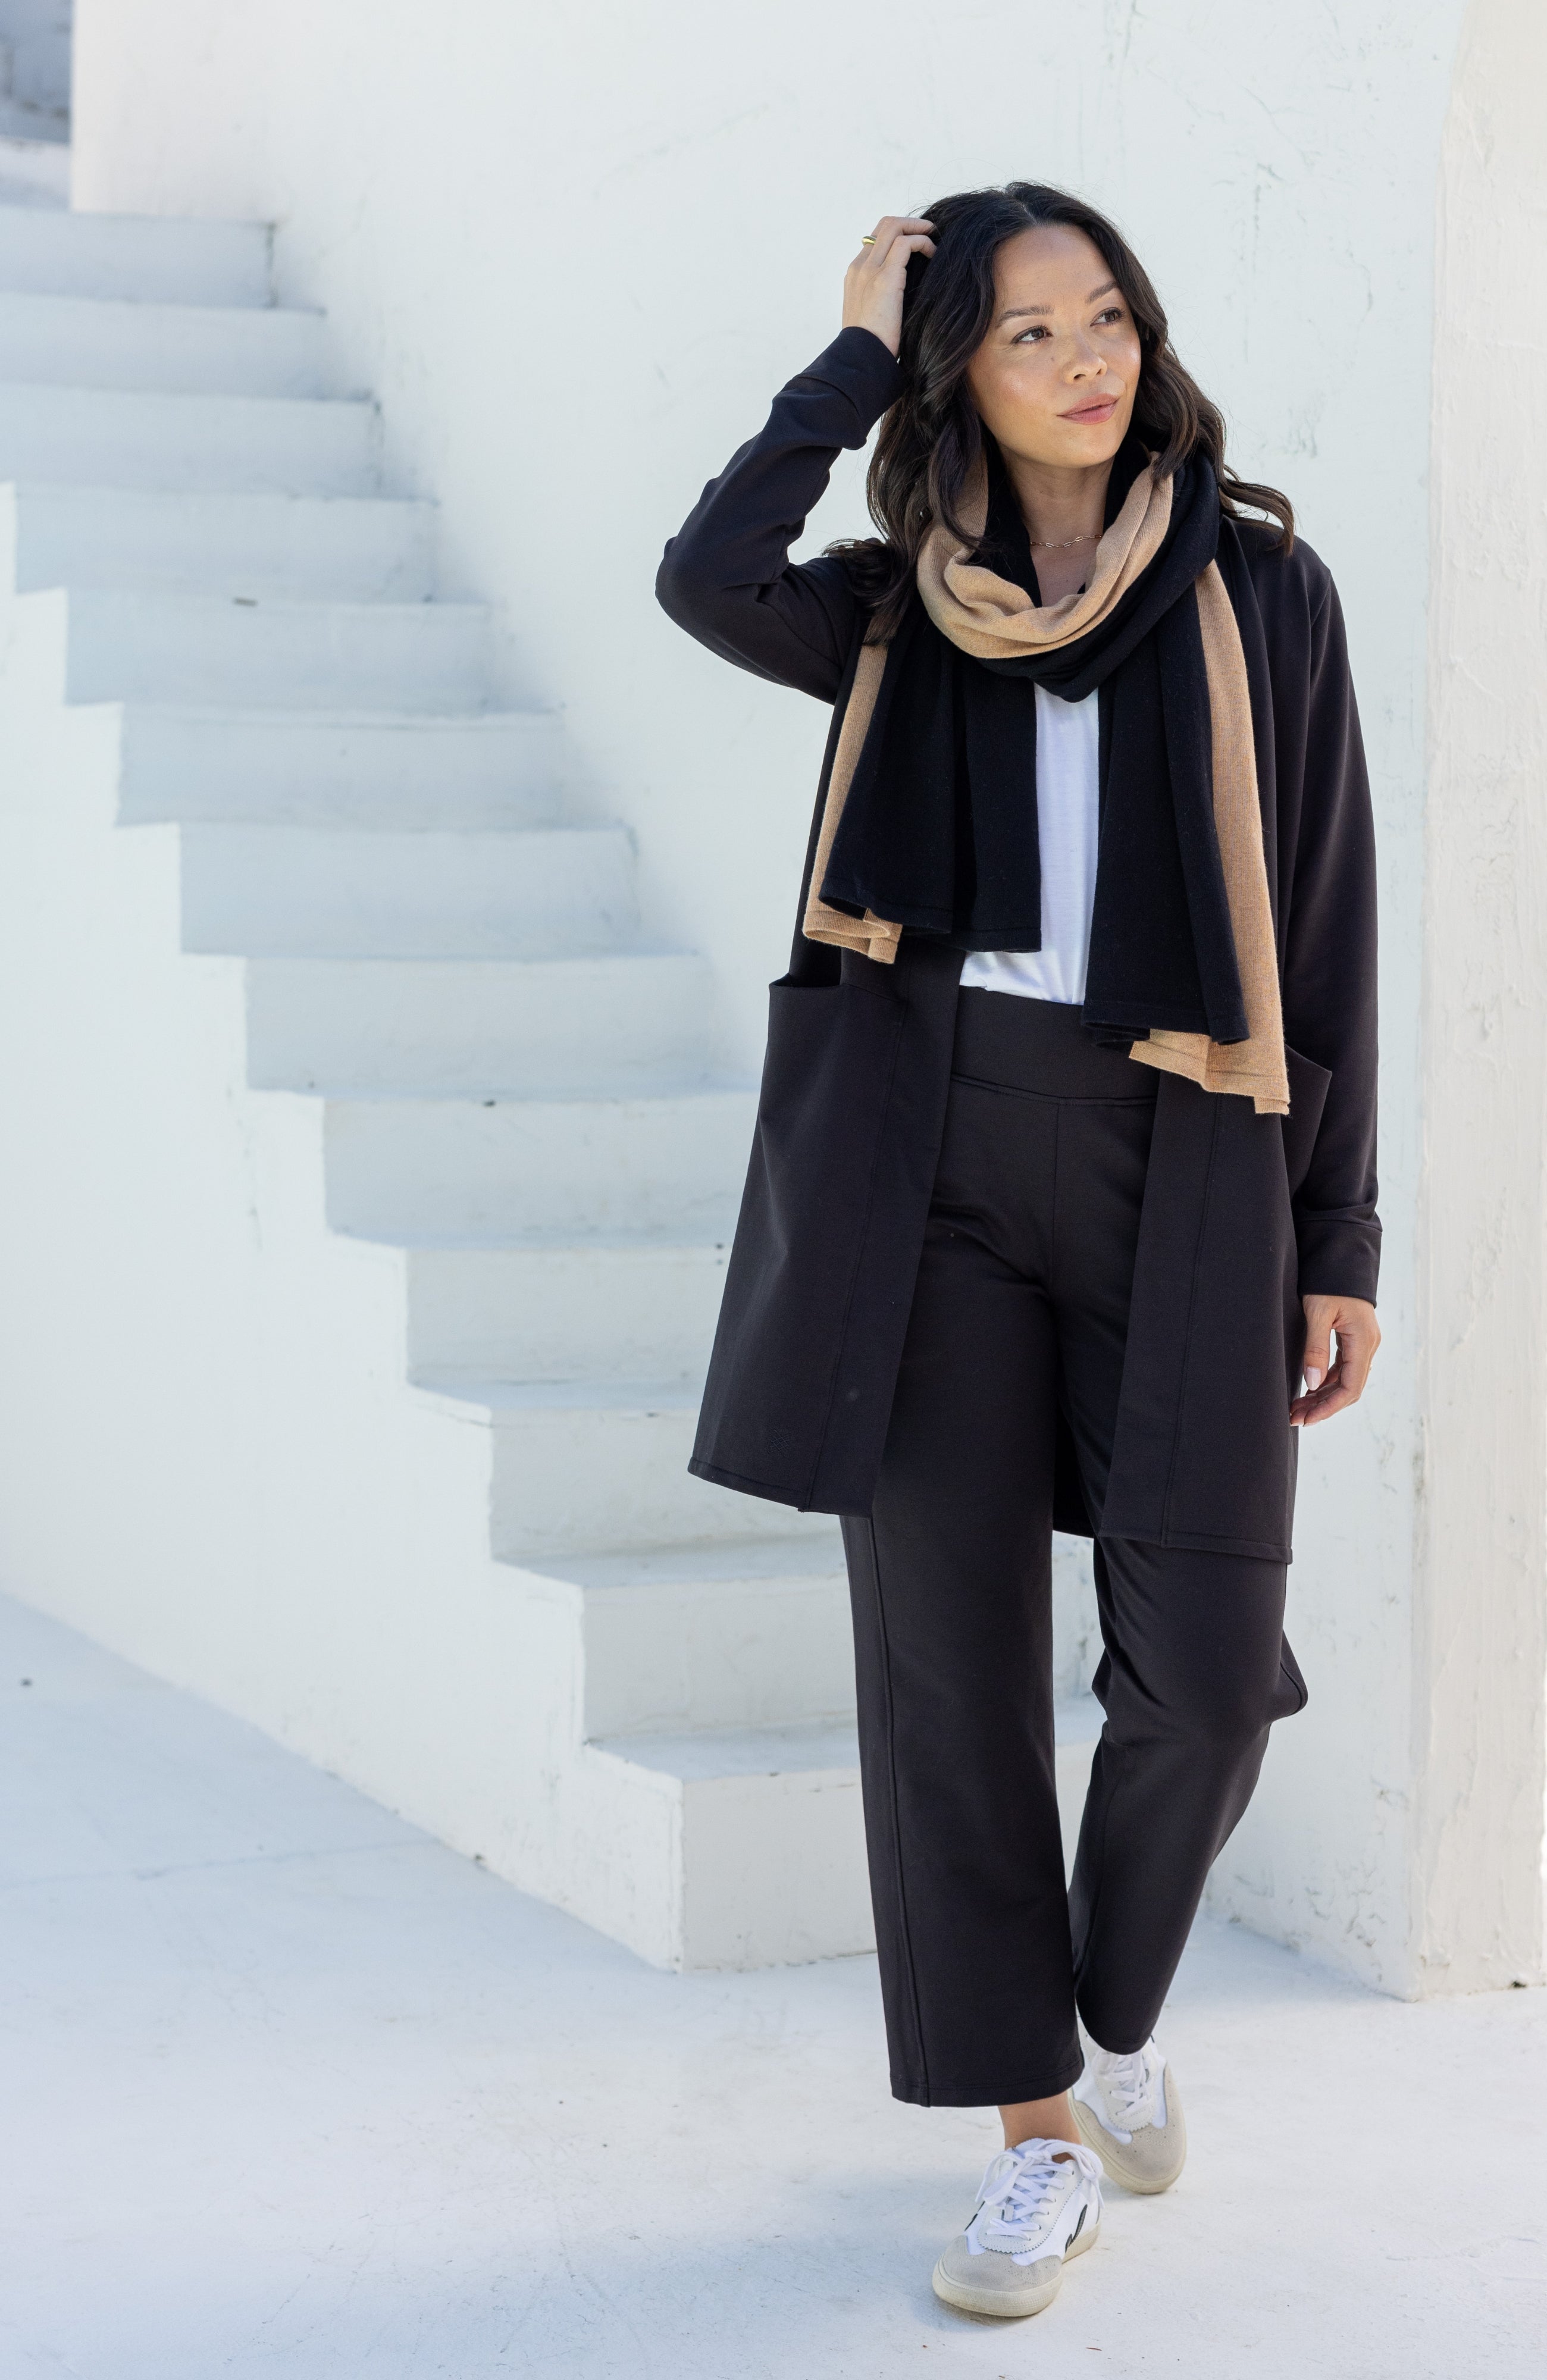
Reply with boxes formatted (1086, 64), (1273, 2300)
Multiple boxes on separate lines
(1099, 2043), (1160, 2126)
(974, 2139), (1104, 2249)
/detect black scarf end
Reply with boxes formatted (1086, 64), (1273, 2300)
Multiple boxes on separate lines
(1082, 996), (1247, 1044)
(817, 881), (959, 935)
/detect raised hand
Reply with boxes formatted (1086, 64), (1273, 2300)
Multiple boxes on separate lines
(843, 215), (937, 358)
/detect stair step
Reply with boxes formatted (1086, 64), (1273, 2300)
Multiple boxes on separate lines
(115, 706), (563, 829)
(560, 1532), (851, 1737)
(405, 1238), (728, 1377)
(2, 484), (438, 599)
(40, 587), (490, 710)
(0, 208), (271, 305)
(595, 1717), (860, 1781)
(587, 1721), (866, 1969)
(582, 1698), (1103, 1969)
(0, 133), (68, 208)
(415, 1374), (807, 1562)
(0, 381), (378, 493)
(0, 290), (328, 397)
(182, 823), (640, 959)
(0, 188), (888, 1979)
(249, 953), (716, 1096)
(576, 1722), (867, 1971)
(323, 1088), (754, 1239)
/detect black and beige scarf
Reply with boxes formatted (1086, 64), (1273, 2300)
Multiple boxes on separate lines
(803, 446), (1289, 1116)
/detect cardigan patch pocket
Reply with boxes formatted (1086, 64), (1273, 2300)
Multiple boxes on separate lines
(690, 976), (906, 1504)
(1281, 1043), (1333, 1200)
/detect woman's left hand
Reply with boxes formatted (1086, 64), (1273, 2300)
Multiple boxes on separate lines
(1291, 1294), (1380, 1427)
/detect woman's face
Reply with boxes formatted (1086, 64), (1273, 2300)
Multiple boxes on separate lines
(964, 223), (1143, 472)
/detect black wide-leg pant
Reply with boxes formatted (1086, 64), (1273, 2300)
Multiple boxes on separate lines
(842, 991), (1307, 2109)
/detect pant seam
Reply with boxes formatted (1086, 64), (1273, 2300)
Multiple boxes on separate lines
(1048, 1089), (1064, 1290)
(1159, 1097), (1222, 1539)
(864, 1514), (931, 2105)
(1072, 1719), (1130, 2043)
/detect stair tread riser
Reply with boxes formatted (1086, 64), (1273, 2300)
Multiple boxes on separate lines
(0, 212), (272, 305)
(483, 1402), (818, 1562)
(0, 135), (69, 206)
(0, 290), (328, 397)
(184, 824), (639, 959)
(0, 383), (378, 494)
(116, 706), (564, 829)
(56, 592), (491, 711)
(323, 1092), (754, 1239)
(405, 1238), (725, 1378)
(591, 1706), (1100, 1785)
(583, 1567), (854, 1739)
(581, 1718), (1099, 1965)
(578, 1746), (873, 1969)
(3, 486), (438, 601)
(251, 959), (714, 1094)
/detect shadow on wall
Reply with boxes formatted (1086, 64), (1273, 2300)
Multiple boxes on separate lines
(0, 0), (70, 145)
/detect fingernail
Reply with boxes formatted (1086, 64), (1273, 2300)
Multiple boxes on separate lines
(1304, 1367), (1323, 1392)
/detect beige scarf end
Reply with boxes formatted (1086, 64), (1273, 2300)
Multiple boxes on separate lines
(1128, 1031), (1291, 1117)
(800, 898), (903, 964)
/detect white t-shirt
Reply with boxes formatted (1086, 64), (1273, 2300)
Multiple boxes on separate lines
(959, 684), (1099, 1004)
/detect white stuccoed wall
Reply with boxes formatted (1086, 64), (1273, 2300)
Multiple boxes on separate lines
(54, 0), (1545, 1994)
(1413, 0), (1547, 1993)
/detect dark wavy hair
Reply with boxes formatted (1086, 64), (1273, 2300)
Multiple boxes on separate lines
(832, 181), (1294, 640)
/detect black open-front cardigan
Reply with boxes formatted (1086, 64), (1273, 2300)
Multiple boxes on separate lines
(657, 327), (1380, 1561)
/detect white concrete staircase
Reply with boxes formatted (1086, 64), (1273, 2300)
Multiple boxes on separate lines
(0, 198), (1100, 1970)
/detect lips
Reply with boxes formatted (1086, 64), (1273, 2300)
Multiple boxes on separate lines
(1061, 397), (1118, 424)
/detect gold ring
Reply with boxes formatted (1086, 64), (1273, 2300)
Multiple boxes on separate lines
(860, 234), (876, 245)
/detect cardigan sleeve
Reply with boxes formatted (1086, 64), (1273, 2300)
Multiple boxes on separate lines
(655, 327), (903, 702)
(1280, 575), (1382, 1304)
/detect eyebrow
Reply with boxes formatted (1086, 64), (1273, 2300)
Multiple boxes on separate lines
(996, 279), (1119, 324)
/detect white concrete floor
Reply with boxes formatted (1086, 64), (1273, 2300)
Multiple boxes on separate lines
(2, 1592), (1544, 2379)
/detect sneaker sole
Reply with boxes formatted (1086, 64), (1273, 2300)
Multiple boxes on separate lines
(930, 2214), (1100, 2319)
(1072, 2094), (1186, 2194)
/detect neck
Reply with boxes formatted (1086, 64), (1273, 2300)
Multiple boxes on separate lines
(1002, 452), (1113, 549)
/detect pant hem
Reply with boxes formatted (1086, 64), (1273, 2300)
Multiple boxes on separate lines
(890, 2050), (1085, 2110)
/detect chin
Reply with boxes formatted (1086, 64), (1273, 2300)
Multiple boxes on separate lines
(1054, 426), (1126, 464)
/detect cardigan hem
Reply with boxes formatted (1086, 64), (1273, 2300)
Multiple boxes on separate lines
(687, 1451), (866, 1518)
(687, 1453), (1291, 1564)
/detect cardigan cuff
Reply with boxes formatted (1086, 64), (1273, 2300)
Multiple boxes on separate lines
(1295, 1216), (1381, 1307)
(791, 326), (904, 447)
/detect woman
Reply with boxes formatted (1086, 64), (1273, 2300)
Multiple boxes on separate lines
(657, 182), (1379, 2321)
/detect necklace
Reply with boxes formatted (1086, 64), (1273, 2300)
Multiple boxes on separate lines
(1029, 528), (1099, 550)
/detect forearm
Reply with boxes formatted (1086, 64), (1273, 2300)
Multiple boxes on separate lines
(1283, 588), (1380, 1304)
(655, 328), (902, 699)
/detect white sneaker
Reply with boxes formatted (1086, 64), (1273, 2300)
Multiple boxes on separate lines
(1072, 2035), (1187, 2194)
(931, 2137), (1103, 2319)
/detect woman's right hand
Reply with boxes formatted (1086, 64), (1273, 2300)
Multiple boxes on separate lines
(843, 215), (936, 358)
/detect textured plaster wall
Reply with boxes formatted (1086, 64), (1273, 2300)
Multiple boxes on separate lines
(1414, 0), (1547, 1991)
(64, 1), (1539, 1993)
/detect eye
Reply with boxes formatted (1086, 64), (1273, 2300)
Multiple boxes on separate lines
(1095, 306), (1125, 326)
(1012, 324), (1051, 344)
